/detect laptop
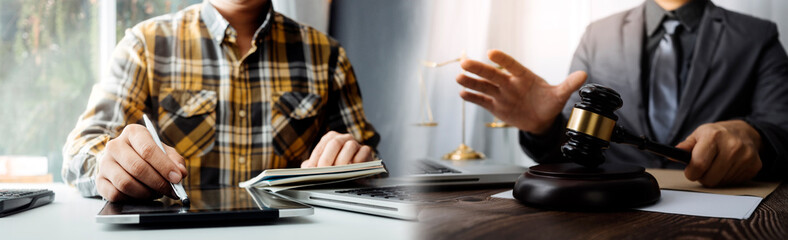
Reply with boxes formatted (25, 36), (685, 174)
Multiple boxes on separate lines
(96, 187), (312, 224)
(384, 158), (528, 186)
(278, 158), (527, 220)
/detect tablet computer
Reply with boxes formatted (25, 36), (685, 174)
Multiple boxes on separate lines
(96, 187), (312, 224)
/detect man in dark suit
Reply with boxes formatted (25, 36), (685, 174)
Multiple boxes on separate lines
(456, 0), (788, 186)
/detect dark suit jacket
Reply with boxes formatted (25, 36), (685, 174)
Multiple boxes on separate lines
(519, 2), (788, 179)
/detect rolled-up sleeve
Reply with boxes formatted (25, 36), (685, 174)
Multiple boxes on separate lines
(61, 29), (150, 197)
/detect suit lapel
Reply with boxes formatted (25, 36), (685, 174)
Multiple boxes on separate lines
(667, 3), (725, 143)
(622, 4), (651, 138)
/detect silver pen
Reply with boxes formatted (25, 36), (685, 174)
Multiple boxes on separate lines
(142, 114), (190, 205)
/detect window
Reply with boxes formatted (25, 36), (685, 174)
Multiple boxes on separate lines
(115, 0), (202, 41)
(0, 0), (199, 183)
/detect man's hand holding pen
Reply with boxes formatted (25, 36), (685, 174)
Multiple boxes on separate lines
(96, 123), (188, 202)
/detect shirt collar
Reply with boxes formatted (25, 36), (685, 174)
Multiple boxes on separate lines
(200, 0), (274, 44)
(645, 0), (707, 36)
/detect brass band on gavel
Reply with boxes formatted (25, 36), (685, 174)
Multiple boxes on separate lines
(566, 108), (617, 142)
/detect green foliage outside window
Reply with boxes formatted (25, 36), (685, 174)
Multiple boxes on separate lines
(0, 0), (200, 182)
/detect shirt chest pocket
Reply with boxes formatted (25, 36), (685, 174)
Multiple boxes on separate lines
(271, 91), (323, 162)
(158, 88), (217, 159)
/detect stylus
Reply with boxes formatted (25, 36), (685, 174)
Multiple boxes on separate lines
(142, 114), (190, 205)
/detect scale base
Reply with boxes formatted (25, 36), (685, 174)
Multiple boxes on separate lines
(415, 122), (438, 127)
(513, 162), (660, 210)
(485, 122), (511, 128)
(442, 143), (485, 160)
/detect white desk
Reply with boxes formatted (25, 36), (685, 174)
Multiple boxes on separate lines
(0, 183), (415, 240)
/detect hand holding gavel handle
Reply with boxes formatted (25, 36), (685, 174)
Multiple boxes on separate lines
(611, 126), (691, 164)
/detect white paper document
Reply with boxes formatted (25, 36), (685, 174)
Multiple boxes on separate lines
(491, 190), (516, 199)
(635, 190), (762, 219)
(491, 189), (762, 220)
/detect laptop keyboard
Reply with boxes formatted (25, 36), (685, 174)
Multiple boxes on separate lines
(335, 187), (420, 201)
(411, 161), (461, 175)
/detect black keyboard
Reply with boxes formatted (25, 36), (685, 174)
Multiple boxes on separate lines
(335, 187), (420, 201)
(411, 161), (462, 175)
(0, 189), (55, 217)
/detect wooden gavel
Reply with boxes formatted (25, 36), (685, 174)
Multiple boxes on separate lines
(560, 84), (691, 168)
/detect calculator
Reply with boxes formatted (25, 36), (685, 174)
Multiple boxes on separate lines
(0, 189), (55, 217)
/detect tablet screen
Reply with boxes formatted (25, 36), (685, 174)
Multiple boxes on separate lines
(97, 187), (312, 224)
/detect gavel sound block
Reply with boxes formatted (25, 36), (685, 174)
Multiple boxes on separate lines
(513, 84), (691, 209)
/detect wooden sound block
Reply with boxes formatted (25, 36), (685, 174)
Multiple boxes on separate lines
(513, 163), (660, 210)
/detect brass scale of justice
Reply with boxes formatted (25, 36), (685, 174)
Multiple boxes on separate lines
(415, 51), (512, 160)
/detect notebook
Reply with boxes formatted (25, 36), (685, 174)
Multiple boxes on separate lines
(238, 160), (387, 190)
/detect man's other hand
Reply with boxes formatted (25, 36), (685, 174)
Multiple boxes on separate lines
(301, 131), (373, 168)
(676, 120), (763, 187)
(96, 124), (188, 202)
(457, 49), (587, 135)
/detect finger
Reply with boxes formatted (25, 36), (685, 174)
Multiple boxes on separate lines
(675, 133), (699, 152)
(103, 159), (157, 199)
(97, 176), (131, 202)
(698, 152), (733, 187)
(124, 124), (183, 184)
(487, 49), (531, 78)
(555, 71), (587, 100)
(317, 138), (343, 167)
(456, 74), (501, 98)
(459, 90), (494, 111)
(301, 159), (315, 168)
(335, 141), (361, 166)
(684, 137), (717, 181)
(312, 133), (355, 166)
(725, 144), (758, 184)
(163, 145), (188, 176)
(725, 150), (750, 184)
(719, 141), (748, 184)
(460, 58), (511, 85)
(741, 155), (763, 182)
(353, 146), (373, 163)
(308, 131), (339, 164)
(109, 140), (177, 198)
(684, 130), (717, 181)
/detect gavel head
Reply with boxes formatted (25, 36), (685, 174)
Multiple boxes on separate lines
(561, 84), (623, 167)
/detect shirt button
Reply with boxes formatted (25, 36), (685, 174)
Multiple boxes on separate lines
(238, 110), (247, 118)
(239, 157), (246, 164)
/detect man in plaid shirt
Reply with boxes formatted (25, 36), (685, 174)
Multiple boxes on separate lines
(62, 0), (380, 201)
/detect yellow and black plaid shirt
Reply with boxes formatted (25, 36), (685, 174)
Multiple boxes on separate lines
(62, 2), (379, 196)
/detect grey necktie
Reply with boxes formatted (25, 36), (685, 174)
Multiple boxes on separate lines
(649, 19), (681, 143)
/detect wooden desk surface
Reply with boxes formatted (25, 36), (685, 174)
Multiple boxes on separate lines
(416, 183), (787, 240)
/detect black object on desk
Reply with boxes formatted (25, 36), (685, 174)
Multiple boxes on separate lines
(514, 163), (660, 209)
(96, 187), (313, 224)
(514, 84), (669, 209)
(0, 189), (55, 217)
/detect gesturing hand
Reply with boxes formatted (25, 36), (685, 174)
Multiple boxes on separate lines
(96, 124), (188, 202)
(457, 49), (587, 135)
(301, 131), (374, 168)
(676, 120), (763, 187)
